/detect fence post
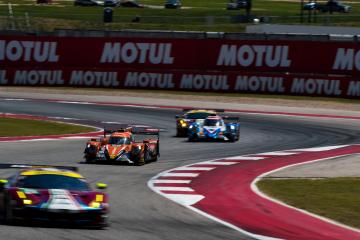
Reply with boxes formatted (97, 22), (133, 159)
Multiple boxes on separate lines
(8, 2), (16, 30)
(25, 12), (31, 30)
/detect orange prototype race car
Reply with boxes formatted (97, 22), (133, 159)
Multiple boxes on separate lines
(84, 128), (159, 166)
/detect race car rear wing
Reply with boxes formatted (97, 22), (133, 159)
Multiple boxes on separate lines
(0, 164), (78, 172)
(132, 128), (160, 138)
(104, 127), (132, 137)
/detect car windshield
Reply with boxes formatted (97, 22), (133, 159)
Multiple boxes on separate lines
(186, 112), (212, 119)
(109, 137), (131, 145)
(204, 119), (221, 126)
(16, 174), (90, 191)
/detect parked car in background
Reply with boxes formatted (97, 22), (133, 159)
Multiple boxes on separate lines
(120, 0), (144, 7)
(104, 0), (120, 7)
(165, 0), (181, 9)
(303, 0), (351, 13)
(74, 0), (101, 6)
(227, 0), (251, 10)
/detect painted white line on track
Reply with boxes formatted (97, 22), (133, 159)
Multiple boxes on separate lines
(289, 145), (349, 152)
(175, 167), (215, 171)
(224, 156), (265, 160)
(152, 180), (192, 184)
(56, 101), (91, 105)
(162, 173), (199, 177)
(62, 136), (100, 139)
(165, 194), (204, 206)
(256, 151), (298, 156)
(3, 98), (25, 101)
(200, 161), (238, 165)
(121, 105), (159, 109)
(101, 121), (124, 124)
(154, 187), (194, 192)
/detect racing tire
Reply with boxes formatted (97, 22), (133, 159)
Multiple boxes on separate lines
(133, 153), (145, 166)
(188, 135), (198, 142)
(144, 149), (152, 163)
(85, 157), (95, 164)
(176, 128), (187, 137)
(4, 196), (14, 225)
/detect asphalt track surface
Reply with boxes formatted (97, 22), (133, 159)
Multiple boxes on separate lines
(0, 99), (359, 240)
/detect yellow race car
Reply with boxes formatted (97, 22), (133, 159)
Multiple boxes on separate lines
(175, 109), (223, 137)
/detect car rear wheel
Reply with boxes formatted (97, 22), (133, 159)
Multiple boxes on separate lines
(4, 196), (14, 225)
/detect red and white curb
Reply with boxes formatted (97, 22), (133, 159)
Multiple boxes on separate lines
(148, 145), (360, 240)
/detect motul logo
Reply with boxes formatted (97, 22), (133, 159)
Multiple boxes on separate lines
(0, 40), (59, 62)
(216, 44), (291, 68)
(332, 48), (360, 71)
(100, 42), (174, 64)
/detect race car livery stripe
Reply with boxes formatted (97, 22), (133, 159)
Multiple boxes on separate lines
(148, 145), (360, 240)
(46, 189), (82, 211)
(21, 170), (83, 178)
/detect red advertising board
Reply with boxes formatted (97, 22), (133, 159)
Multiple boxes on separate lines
(1, 68), (359, 98)
(0, 35), (360, 77)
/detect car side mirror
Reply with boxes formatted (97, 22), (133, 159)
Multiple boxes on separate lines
(0, 179), (8, 191)
(96, 183), (107, 189)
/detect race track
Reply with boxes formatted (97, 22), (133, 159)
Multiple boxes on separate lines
(0, 98), (359, 240)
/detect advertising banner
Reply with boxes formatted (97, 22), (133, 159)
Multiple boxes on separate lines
(1, 68), (359, 98)
(0, 35), (360, 76)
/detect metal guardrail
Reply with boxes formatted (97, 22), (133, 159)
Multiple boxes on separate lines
(1, 15), (360, 42)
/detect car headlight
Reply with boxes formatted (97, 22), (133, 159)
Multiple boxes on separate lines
(230, 125), (235, 130)
(189, 125), (193, 129)
(179, 119), (187, 127)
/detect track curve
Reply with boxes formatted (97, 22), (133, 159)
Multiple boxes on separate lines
(0, 98), (359, 240)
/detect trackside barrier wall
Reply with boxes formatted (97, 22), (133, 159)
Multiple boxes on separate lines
(0, 32), (359, 98)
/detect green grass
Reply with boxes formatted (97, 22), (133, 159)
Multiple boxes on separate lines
(2, 0), (360, 32)
(0, 117), (96, 137)
(257, 178), (360, 229)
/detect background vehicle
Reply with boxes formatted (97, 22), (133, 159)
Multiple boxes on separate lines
(175, 109), (223, 137)
(165, 0), (181, 9)
(104, 0), (120, 7)
(84, 127), (159, 165)
(303, 0), (351, 13)
(0, 164), (108, 228)
(227, 0), (252, 11)
(188, 115), (240, 142)
(74, 0), (101, 6)
(120, 0), (144, 8)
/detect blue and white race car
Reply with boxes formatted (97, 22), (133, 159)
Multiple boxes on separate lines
(187, 115), (240, 142)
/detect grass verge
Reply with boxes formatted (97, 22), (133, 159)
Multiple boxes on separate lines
(5, 86), (360, 105)
(3, 0), (360, 32)
(257, 177), (360, 229)
(0, 117), (96, 137)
